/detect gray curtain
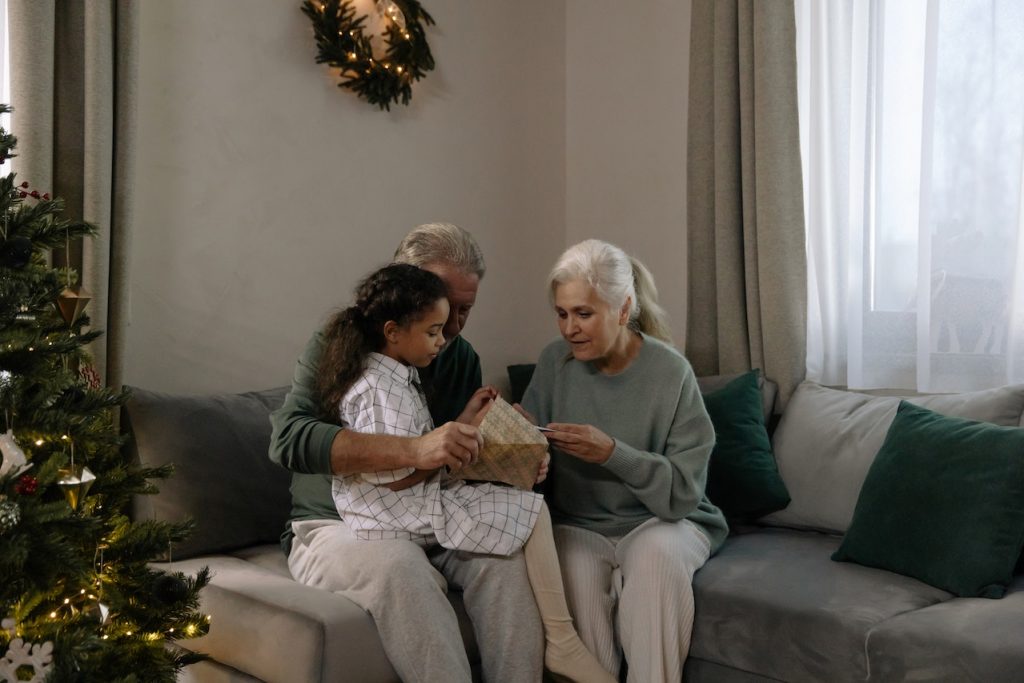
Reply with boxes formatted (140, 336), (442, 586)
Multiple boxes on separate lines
(8, 0), (137, 390)
(686, 0), (806, 407)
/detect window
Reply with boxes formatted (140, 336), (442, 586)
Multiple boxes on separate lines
(798, 0), (1024, 391)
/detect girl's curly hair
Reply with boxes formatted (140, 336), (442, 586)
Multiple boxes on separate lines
(316, 263), (447, 421)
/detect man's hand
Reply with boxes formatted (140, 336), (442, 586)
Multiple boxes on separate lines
(543, 423), (615, 464)
(456, 385), (499, 424)
(411, 421), (483, 472)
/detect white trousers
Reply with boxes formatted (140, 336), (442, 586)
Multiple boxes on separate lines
(554, 517), (712, 683)
(288, 518), (544, 683)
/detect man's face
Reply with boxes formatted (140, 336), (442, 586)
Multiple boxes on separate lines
(422, 261), (480, 345)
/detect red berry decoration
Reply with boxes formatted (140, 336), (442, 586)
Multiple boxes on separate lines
(29, 190), (38, 198)
(42, 193), (50, 200)
(18, 191), (26, 198)
(15, 474), (38, 495)
(19, 181), (28, 188)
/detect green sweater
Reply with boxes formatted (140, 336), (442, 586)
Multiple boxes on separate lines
(522, 335), (728, 552)
(268, 330), (482, 553)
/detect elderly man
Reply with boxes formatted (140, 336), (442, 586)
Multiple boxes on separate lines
(269, 223), (544, 682)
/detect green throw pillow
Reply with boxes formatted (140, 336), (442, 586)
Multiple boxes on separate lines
(832, 401), (1024, 598)
(507, 363), (536, 405)
(702, 371), (790, 519)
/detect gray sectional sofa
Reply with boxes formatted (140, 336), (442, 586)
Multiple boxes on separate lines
(125, 378), (1024, 682)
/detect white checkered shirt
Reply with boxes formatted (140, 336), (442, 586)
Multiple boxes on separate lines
(331, 352), (542, 555)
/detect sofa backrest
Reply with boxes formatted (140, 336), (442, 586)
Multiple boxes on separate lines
(123, 386), (292, 560)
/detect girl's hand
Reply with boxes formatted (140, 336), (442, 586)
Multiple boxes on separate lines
(457, 385), (499, 424)
(543, 423), (615, 464)
(535, 452), (550, 485)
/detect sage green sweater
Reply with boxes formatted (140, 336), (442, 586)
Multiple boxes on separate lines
(268, 330), (481, 554)
(522, 335), (728, 552)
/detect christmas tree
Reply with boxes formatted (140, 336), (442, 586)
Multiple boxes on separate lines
(0, 104), (210, 682)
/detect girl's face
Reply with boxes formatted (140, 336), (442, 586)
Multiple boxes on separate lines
(384, 298), (450, 368)
(553, 279), (630, 366)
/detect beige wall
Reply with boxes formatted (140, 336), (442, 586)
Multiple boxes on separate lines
(566, 0), (692, 343)
(126, 0), (692, 394)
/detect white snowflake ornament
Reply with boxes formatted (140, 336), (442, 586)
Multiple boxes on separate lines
(0, 430), (30, 480)
(0, 637), (53, 683)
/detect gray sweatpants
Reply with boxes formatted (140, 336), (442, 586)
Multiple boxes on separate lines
(288, 518), (544, 683)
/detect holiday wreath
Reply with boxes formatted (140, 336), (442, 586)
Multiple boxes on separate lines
(302, 0), (436, 111)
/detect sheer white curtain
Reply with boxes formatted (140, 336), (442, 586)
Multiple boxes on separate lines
(797, 0), (1024, 392)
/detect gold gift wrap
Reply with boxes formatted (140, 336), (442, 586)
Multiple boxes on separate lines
(454, 397), (548, 490)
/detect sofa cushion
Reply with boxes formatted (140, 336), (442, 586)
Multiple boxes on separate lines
(125, 386), (292, 560)
(763, 382), (1024, 533)
(833, 402), (1024, 598)
(160, 551), (395, 683)
(161, 546), (479, 683)
(865, 575), (1024, 681)
(701, 371), (790, 520)
(689, 527), (951, 683)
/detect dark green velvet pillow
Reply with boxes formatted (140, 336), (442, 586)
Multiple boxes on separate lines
(833, 401), (1024, 598)
(702, 371), (790, 519)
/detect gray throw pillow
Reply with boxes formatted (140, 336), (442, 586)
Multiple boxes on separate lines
(763, 382), (1024, 534)
(124, 386), (292, 560)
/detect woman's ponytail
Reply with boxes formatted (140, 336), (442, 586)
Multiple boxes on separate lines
(628, 256), (673, 344)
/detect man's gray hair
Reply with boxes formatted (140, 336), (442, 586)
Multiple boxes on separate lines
(393, 222), (486, 279)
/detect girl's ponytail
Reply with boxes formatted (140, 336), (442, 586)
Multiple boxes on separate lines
(316, 305), (373, 421)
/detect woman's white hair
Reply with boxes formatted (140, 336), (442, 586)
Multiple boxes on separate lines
(548, 239), (672, 343)
(393, 222), (486, 278)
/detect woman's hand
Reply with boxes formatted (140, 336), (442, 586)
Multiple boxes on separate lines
(543, 423), (615, 464)
(456, 386), (499, 424)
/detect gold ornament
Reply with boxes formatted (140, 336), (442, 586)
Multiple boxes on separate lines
(57, 465), (96, 510)
(56, 285), (91, 325)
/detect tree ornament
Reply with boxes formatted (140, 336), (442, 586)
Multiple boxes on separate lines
(83, 600), (110, 625)
(0, 638), (53, 683)
(57, 465), (96, 510)
(56, 285), (92, 326)
(0, 236), (32, 270)
(78, 364), (102, 390)
(0, 430), (30, 480)
(14, 474), (37, 495)
(0, 499), (20, 533)
(154, 573), (190, 604)
(302, 0), (436, 110)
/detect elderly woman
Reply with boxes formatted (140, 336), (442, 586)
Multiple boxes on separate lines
(520, 239), (728, 683)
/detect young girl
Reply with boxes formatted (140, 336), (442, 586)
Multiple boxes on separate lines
(317, 263), (614, 683)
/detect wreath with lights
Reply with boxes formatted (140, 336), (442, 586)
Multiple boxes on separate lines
(302, 0), (436, 110)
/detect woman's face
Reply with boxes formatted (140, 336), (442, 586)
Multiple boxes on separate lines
(553, 279), (628, 364)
